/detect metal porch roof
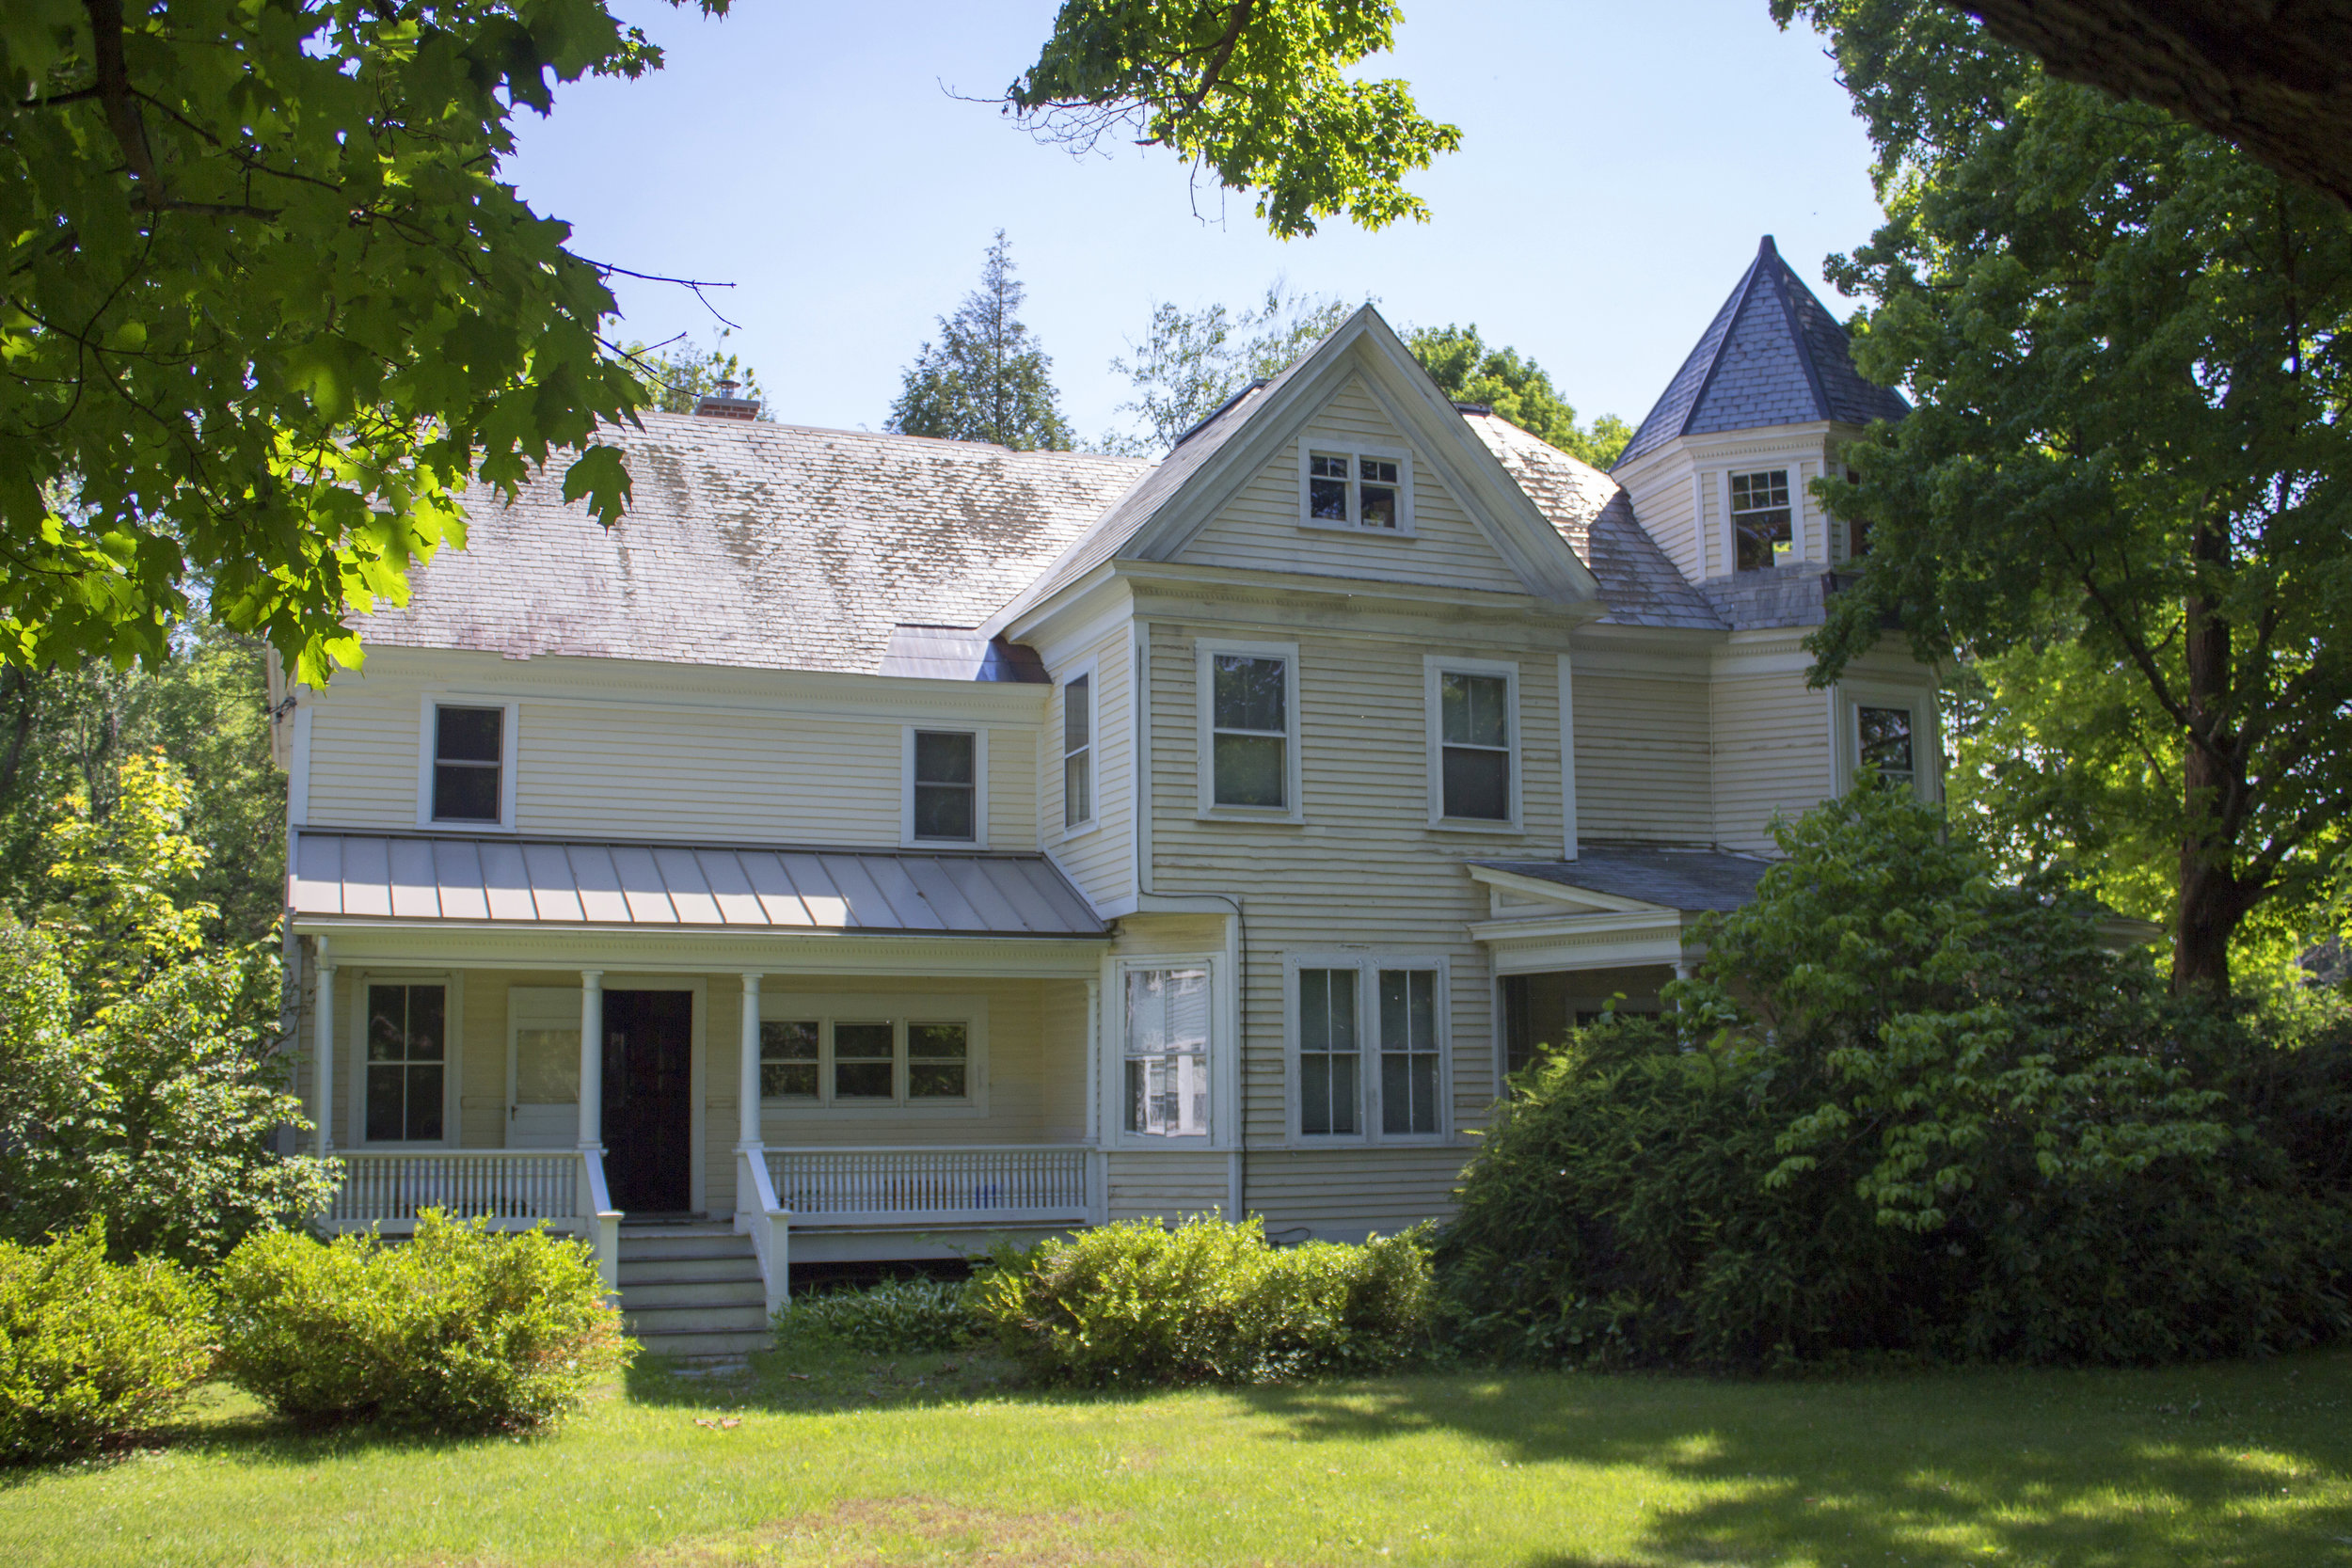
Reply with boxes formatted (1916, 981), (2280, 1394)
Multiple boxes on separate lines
(289, 832), (1108, 937)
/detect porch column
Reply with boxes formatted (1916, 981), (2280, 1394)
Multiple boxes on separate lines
(737, 972), (762, 1149)
(578, 970), (604, 1150)
(313, 939), (335, 1156)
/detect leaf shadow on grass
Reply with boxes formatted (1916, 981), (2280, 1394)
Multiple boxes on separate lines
(1240, 1354), (2352, 1568)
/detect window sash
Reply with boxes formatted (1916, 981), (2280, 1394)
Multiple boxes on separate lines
(364, 984), (447, 1142)
(431, 705), (503, 823)
(1210, 654), (1288, 810)
(1857, 705), (1916, 788)
(1124, 967), (1211, 1138)
(757, 1013), (980, 1106)
(1304, 449), (1406, 530)
(1063, 674), (1092, 829)
(1293, 963), (1442, 1140)
(1434, 669), (1513, 822)
(1730, 469), (1794, 571)
(1297, 968), (1359, 1136)
(912, 730), (977, 841)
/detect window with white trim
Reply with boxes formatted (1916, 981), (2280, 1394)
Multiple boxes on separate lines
(1300, 443), (1412, 532)
(757, 1001), (984, 1109)
(1062, 672), (1093, 830)
(1288, 958), (1447, 1141)
(1730, 469), (1794, 571)
(1123, 966), (1212, 1138)
(904, 728), (985, 846)
(431, 705), (504, 823)
(1197, 640), (1299, 818)
(365, 982), (447, 1142)
(1425, 658), (1519, 828)
(1857, 705), (1915, 791)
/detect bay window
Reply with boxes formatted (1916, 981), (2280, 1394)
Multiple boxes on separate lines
(1123, 966), (1212, 1138)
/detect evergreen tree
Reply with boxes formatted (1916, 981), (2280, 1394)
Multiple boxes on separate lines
(888, 233), (1074, 451)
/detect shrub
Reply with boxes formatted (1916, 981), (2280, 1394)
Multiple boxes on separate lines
(773, 1275), (978, 1354)
(215, 1211), (632, 1433)
(0, 1222), (216, 1463)
(1437, 787), (2352, 1370)
(971, 1214), (1435, 1386)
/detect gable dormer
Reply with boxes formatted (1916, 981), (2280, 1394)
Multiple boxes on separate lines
(1609, 236), (1908, 607)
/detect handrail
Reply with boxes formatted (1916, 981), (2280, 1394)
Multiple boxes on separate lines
(767, 1146), (1091, 1221)
(330, 1149), (580, 1225)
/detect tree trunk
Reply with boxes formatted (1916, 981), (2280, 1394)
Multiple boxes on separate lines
(2171, 519), (2253, 996)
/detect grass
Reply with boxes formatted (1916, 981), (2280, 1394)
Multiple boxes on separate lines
(6, 1342), (2352, 1566)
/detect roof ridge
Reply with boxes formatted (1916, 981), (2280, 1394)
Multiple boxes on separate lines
(1764, 251), (1836, 423)
(1672, 245), (1772, 446)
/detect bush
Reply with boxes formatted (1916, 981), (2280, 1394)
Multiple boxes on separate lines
(971, 1214), (1435, 1386)
(215, 1211), (632, 1433)
(0, 1222), (216, 1463)
(773, 1275), (978, 1354)
(1437, 787), (2352, 1370)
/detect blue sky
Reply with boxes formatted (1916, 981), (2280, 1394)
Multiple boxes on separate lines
(507, 1), (1885, 447)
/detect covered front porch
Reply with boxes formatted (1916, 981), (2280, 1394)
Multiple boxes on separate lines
(289, 832), (1118, 1317)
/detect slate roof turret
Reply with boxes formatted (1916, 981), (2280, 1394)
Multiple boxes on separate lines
(1614, 235), (1908, 469)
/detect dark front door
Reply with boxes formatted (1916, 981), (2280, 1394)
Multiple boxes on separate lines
(602, 989), (693, 1212)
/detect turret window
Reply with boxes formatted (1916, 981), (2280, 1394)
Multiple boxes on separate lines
(1731, 469), (1794, 570)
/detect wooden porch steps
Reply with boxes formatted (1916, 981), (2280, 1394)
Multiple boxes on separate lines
(616, 1221), (771, 1357)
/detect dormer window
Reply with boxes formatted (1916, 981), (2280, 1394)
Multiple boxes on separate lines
(1731, 469), (1793, 570)
(1300, 443), (1412, 533)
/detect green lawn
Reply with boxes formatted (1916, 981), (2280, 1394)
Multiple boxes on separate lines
(7, 1344), (2352, 1566)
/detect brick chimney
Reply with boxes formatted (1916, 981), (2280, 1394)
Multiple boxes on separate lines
(693, 377), (760, 420)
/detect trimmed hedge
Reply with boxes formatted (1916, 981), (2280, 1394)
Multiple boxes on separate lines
(216, 1211), (631, 1433)
(0, 1222), (216, 1463)
(971, 1214), (1435, 1386)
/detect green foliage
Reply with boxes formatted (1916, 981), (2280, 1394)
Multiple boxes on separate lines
(0, 1222), (216, 1463)
(0, 0), (687, 682)
(216, 1212), (632, 1433)
(1406, 324), (1630, 468)
(1104, 278), (1357, 452)
(1438, 785), (2352, 1370)
(773, 1276), (978, 1354)
(1007, 1), (1460, 240)
(0, 621), (285, 946)
(0, 755), (333, 1264)
(887, 232), (1073, 451)
(1782, 0), (2352, 994)
(617, 331), (771, 419)
(970, 1213), (1435, 1386)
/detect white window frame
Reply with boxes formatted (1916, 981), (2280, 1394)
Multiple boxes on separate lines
(1107, 955), (1221, 1148)
(1728, 467), (1798, 573)
(1196, 638), (1304, 824)
(1282, 954), (1451, 1146)
(755, 992), (990, 1117)
(1831, 683), (1939, 802)
(346, 970), (463, 1149)
(1423, 656), (1523, 832)
(415, 696), (519, 832)
(1296, 437), (1415, 535)
(901, 725), (990, 848)
(1057, 658), (1099, 840)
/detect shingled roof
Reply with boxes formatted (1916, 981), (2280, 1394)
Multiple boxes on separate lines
(1463, 415), (1723, 631)
(356, 415), (1151, 675)
(1614, 236), (1909, 468)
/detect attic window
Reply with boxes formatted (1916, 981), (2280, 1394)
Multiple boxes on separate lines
(1731, 469), (1793, 570)
(1300, 443), (1412, 533)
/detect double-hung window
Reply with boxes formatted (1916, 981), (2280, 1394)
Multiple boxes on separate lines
(1301, 443), (1411, 532)
(421, 700), (515, 828)
(1062, 672), (1093, 831)
(365, 982), (447, 1142)
(1426, 658), (1519, 828)
(1288, 958), (1446, 1141)
(1123, 966), (1212, 1138)
(756, 1002), (984, 1109)
(1730, 469), (1794, 571)
(1857, 705), (1915, 791)
(905, 728), (983, 845)
(1198, 641), (1299, 818)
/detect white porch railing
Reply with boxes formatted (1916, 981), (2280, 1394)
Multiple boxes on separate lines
(767, 1146), (1093, 1227)
(329, 1150), (582, 1227)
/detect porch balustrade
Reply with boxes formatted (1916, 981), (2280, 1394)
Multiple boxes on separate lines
(765, 1146), (1092, 1227)
(329, 1149), (584, 1227)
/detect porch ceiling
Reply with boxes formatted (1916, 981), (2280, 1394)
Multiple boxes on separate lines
(289, 831), (1108, 938)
